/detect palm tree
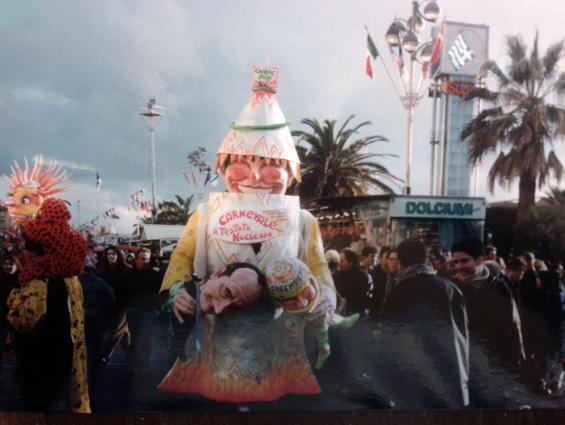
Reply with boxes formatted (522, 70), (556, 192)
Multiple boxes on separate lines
(153, 194), (194, 225)
(462, 33), (565, 223)
(515, 186), (565, 260)
(543, 185), (565, 207)
(291, 115), (401, 201)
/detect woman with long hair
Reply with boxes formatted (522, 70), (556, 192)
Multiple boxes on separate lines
(95, 246), (131, 363)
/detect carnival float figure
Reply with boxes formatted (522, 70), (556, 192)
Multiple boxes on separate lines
(4, 156), (69, 225)
(158, 66), (337, 402)
(266, 258), (359, 370)
(7, 198), (90, 412)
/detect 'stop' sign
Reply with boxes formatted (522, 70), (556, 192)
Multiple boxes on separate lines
(432, 21), (489, 78)
(389, 196), (486, 220)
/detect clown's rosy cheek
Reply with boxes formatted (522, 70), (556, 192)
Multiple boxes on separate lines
(226, 163), (250, 181)
(260, 166), (283, 182)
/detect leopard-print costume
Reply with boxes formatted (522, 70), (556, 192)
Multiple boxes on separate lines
(7, 278), (91, 413)
(10, 198), (90, 413)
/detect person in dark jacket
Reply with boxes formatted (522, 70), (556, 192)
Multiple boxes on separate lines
(374, 239), (469, 409)
(334, 248), (371, 315)
(368, 246), (391, 317)
(451, 236), (527, 408)
(329, 248), (374, 398)
(125, 248), (162, 370)
(79, 255), (115, 408)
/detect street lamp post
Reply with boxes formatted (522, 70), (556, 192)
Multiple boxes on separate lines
(140, 99), (165, 222)
(385, 0), (441, 195)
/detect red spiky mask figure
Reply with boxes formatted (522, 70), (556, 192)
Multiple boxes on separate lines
(4, 156), (69, 224)
(19, 198), (87, 285)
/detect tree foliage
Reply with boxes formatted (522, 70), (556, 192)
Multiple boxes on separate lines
(153, 194), (194, 225)
(514, 186), (565, 261)
(462, 33), (565, 223)
(291, 115), (401, 201)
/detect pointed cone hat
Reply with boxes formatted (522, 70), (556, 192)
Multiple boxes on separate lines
(215, 66), (301, 181)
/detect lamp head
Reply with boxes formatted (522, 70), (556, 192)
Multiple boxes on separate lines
(402, 31), (420, 53)
(385, 21), (407, 47)
(417, 41), (433, 63)
(422, 1), (441, 22)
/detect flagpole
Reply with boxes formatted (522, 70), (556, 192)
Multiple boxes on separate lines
(378, 52), (405, 101)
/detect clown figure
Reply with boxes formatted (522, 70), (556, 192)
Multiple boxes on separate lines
(4, 156), (69, 225)
(159, 66), (336, 402)
(266, 258), (359, 370)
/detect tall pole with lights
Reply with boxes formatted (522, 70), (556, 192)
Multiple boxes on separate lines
(140, 99), (165, 222)
(384, 0), (441, 195)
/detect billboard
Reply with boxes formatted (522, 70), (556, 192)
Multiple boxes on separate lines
(432, 21), (489, 77)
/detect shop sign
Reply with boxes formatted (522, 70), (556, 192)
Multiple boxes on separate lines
(390, 196), (486, 220)
(432, 21), (489, 77)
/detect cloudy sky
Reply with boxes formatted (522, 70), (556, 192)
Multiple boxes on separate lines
(1, 0), (563, 233)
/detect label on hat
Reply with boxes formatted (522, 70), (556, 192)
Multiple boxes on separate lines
(252, 66), (279, 92)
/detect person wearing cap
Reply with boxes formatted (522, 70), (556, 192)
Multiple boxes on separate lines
(158, 66), (334, 401)
(6, 198), (90, 413)
(451, 236), (527, 408)
(265, 258), (359, 370)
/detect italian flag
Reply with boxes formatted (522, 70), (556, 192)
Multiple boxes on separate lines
(365, 32), (379, 79)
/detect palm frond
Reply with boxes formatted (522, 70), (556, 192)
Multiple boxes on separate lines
(547, 150), (564, 181)
(506, 34), (527, 63)
(483, 60), (511, 87)
(547, 104), (565, 134)
(292, 116), (400, 198)
(464, 87), (499, 102)
(543, 40), (565, 78)
(555, 72), (565, 96)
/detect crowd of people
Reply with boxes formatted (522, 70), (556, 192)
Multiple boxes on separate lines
(0, 223), (564, 411)
(323, 238), (565, 408)
(0, 226), (167, 412)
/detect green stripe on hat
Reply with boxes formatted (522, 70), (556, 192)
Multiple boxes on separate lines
(229, 121), (291, 131)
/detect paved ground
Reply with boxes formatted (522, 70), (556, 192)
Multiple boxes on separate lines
(0, 322), (564, 412)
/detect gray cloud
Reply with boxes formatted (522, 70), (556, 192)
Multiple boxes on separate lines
(1, 0), (563, 234)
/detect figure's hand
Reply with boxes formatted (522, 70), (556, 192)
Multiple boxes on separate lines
(172, 285), (196, 324)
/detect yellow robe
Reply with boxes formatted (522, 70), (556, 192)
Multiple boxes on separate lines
(7, 278), (91, 413)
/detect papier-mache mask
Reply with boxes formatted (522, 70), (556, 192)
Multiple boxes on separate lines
(214, 66), (301, 182)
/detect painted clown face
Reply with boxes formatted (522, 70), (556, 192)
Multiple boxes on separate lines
(223, 157), (292, 195)
(280, 278), (317, 311)
(5, 185), (43, 224)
